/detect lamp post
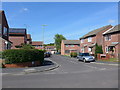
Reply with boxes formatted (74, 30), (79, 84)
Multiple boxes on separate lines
(41, 24), (47, 49)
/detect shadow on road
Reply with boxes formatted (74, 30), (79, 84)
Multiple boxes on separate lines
(42, 59), (54, 66)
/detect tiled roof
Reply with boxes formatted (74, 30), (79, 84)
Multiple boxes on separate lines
(103, 25), (120, 35)
(27, 34), (31, 39)
(80, 25), (112, 39)
(62, 40), (80, 44)
(32, 41), (43, 45)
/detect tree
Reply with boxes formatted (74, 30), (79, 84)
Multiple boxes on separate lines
(21, 44), (35, 49)
(95, 43), (103, 58)
(54, 34), (66, 52)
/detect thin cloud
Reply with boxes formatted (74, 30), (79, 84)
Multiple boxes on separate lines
(20, 8), (29, 13)
(108, 19), (116, 23)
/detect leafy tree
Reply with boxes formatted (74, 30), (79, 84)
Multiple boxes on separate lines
(21, 44), (35, 49)
(54, 34), (66, 52)
(95, 43), (103, 58)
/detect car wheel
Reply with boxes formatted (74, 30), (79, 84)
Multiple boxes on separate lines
(83, 58), (86, 63)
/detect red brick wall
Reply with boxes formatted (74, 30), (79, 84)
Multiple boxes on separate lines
(61, 41), (80, 55)
(80, 36), (96, 54)
(3, 61), (41, 68)
(9, 36), (25, 49)
(103, 33), (120, 58)
(80, 26), (112, 55)
(61, 41), (65, 55)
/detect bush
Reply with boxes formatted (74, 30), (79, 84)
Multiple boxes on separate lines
(0, 51), (2, 58)
(2, 49), (44, 64)
(70, 52), (77, 57)
(95, 43), (103, 58)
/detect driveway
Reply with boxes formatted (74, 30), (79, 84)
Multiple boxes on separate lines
(2, 55), (119, 88)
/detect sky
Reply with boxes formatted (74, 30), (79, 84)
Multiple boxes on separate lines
(2, 2), (118, 44)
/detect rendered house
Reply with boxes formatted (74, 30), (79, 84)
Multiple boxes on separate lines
(32, 41), (43, 49)
(79, 25), (112, 55)
(103, 25), (120, 58)
(27, 34), (32, 44)
(0, 10), (12, 51)
(61, 40), (80, 55)
(9, 28), (27, 49)
(45, 46), (57, 54)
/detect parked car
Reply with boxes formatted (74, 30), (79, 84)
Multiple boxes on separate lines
(44, 52), (51, 58)
(77, 53), (95, 62)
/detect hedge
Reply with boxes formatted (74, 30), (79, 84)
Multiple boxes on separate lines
(2, 49), (44, 64)
(70, 52), (77, 57)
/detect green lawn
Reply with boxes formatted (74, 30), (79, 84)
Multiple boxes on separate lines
(97, 58), (119, 62)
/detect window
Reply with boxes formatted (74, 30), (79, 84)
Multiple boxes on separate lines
(65, 45), (69, 47)
(88, 37), (92, 42)
(81, 48), (84, 53)
(106, 47), (108, 53)
(3, 27), (8, 36)
(81, 39), (84, 43)
(105, 35), (111, 41)
(88, 48), (92, 52)
(65, 50), (70, 54)
(70, 45), (74, 47)
(40, 45), (43, 47)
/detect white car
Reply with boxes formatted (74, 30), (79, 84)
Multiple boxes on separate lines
(77, 53), (95, 62)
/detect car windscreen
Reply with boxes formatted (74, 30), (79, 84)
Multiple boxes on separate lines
(79, 53), (90, 56)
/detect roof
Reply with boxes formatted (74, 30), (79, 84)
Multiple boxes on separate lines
(62, 40), (80, 44)
(80, 25), (112, 39)
(27, 34), (31, 39)
(103, 25), (120, 35)
(9, 28), (26, 35)
(32, 41), (43, 45)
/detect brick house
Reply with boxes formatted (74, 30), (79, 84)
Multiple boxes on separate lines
(79, 25), (112, 55)
(9, 28), (27, 49)
(61, 40), (80, 55)
(32, 41), (44, 49)
(0, 10), (12, 51)
(45, 46), (57, 54)
(103, 25), (120, 58)
(27, 34), (32, 44)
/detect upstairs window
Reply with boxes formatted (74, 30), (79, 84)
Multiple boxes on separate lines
(88, 37), (92, 42)
(3, 27), (8, 36)
(105, 35), (111, 41)
(70, 45), (74, 47)
(65, 45), (69, 47)
(81, 39), (84, 43)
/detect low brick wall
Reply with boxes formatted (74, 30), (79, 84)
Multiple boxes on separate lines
(97, 54), (110, 60)
(3, 61), (41, 68)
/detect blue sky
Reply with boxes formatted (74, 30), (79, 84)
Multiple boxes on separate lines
(2, 2), (118, 44)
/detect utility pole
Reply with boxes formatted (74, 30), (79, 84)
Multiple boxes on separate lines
(41, 24), (47, 49)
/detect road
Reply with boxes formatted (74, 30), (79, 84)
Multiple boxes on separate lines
(2, 55), (118, 88)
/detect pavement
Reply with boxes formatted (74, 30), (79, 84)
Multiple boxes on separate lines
(2, 54), (119, 88)
(2, 58), (59, 75)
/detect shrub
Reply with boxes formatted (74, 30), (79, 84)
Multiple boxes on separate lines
(0, 51), (2, 58)
(70, 52), (77, 57)
(95, 43), (103, 58)
(2, 49), (44, 64)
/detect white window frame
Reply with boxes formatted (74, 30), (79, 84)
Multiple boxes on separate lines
(88, 37), (92, 42)
(106, 47), (109, 53)
(81, 39), (84, 43)
(70, 45), (74, 47)
(88, 47), (92, 52)
(3, 27), (8, 36)
(105, 35), (111, 41)
(65, 45), (69, 47)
